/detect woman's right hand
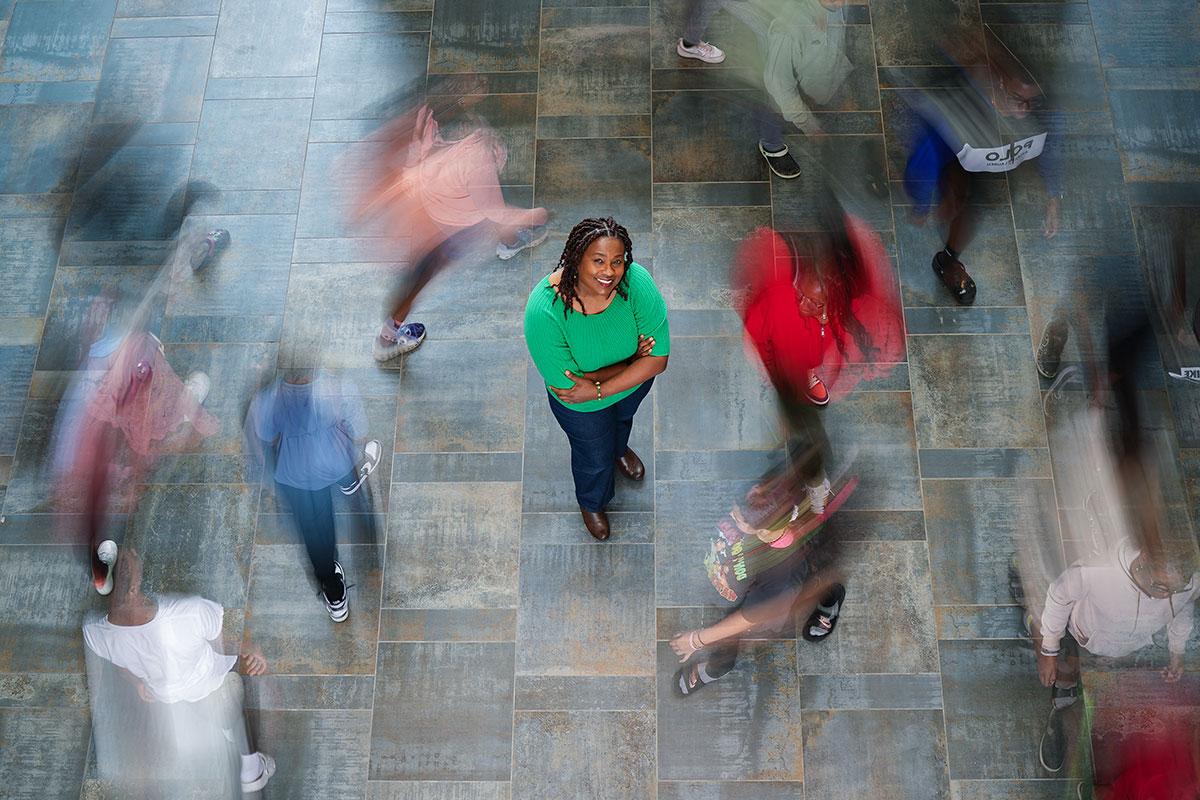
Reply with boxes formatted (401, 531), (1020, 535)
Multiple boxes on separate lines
(632, 334), (655, 360)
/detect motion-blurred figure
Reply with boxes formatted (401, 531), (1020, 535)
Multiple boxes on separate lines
(357, 99), (550, 362)
(675, 0), (728, 63)
(725, 0), (853, 178)
(83, 549), (274, 797)
(247, 361), (379, 622)
(903, 26), (1064, 305)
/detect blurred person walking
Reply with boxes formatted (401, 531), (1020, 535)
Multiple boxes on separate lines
(83, 549), (274, 796)
(247, 361), (378, 622)
(676, 0), (728, 63)
(358, 100), (550, 362)
(524, 218), (670, 540)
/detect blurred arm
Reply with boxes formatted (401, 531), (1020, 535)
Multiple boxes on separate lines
(1039, 565), (1086, 652)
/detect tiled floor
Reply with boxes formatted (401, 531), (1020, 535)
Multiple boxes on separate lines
(1, 1), (1198, 798)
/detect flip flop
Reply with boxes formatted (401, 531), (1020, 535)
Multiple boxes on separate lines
(673, 662), (716, 698)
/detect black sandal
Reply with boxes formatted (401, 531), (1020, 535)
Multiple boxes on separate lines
(803, 584), (846, 643)
(673, 663), (715, 697)
(932, 251), (976, 305)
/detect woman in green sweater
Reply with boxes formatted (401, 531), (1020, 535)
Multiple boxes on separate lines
(524, 217), (670, 540)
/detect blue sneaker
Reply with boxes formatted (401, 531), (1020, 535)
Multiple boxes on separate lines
(496, 225), (549, 260)
(373, 321), (425, 362)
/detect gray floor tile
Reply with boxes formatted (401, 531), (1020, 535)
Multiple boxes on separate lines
(0, 0), (114, 81)
(366, 783), (512, 800)
(211, 0), (326, 78)
(773, 134), (891, 233)
(658, 782), (803, 800)
(1111, 88), (1200, 182)
(244, 544), (381, 675)
(516, 543), (655, 676)
(950, 780), (1091, 800)
(514, 675), (654, 710)
(429, 0), (539, 73)
(385, 482), (520, 608)
(370, 642), (515, 781)
(0, 546), (99, 673)
(803, 710), (950, 800)
(538, 17), (651, 118)
(823, 391), (923, 510)
(985, 23), (1108, 113)
(870, 0), (983, 66)
(1009, 135), (1131, 233)
(0, 345), (35, 453)
(379, 608), (517, 642)
(657, 640), (804, 781)
(93, 36), (212, 123)
(66, 144), (194, 241)
(0, 708), (89, 800)
(0, 216), (64, 319)
(908, 335), (1046, 449)
(801, 673), (943, 710)
(534, 137), (652, 233)
(192, 98), (313, 191)
(651, 90), (768, 184)
(313, 32), (429, 120)
(248, 708), (373, 799)
(651, 206), (771, 311)
(0, 103), (91, 194)
(1089, 0), (1200, 67)
(512, 710), (655, 800)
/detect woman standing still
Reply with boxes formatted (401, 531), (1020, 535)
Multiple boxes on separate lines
(524, 218), (670, 540)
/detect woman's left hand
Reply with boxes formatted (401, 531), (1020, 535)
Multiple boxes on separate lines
(551, 370), (599, 404)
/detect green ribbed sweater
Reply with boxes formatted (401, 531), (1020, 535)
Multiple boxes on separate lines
(524, 262), (671, 412)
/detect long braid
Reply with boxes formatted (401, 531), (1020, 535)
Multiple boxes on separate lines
(554, 217), (634, 318)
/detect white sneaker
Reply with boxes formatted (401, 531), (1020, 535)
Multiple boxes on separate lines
(808, 477), (832, 517)
(373, 321), (425, 362)
(677, 38), (725, 64)
(241, 752), (275, 793)
(183, 371), (210, 405)
(496, 225), (548, 260)
(341, 440), (382, 495)
(94, 540), (118, 596)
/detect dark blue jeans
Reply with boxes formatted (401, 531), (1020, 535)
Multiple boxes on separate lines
(547, 379), (653, 512)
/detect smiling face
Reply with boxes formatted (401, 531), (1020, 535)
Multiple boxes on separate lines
(577, 236), (627, 297)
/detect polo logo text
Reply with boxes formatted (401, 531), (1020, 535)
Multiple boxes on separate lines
(957, 132), (1047, 173)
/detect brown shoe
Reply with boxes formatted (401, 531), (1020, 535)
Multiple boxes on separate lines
(615, 447), (645, 481)
(580, 508), (610, 540)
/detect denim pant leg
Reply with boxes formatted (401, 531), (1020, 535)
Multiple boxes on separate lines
(277, 481), (339, 592)
(612, 378), (654, 463)
(682, 0), (725, 43)
(549, 396), (618, 512)
(753, 100), (787, 153)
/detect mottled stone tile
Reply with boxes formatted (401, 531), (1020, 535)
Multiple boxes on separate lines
(0, 0), (115, 81)
(248, 708), (373, 799)
(370, 642), (515, 780)
(657, 640), (803, 781)
(243, 544), (381, 674)
(512, 711), (654, 799)
(211, 0), (325, 78)
(651, 207), (770, 311)
(905, 306), (1031, 336)
(538, 20), (650, 118)
(93, 36), (212, 123)
(1, 399), (59, 515)
(325, 9), (433, 33)
(895, 205), (1024, 308)
(0, 708), (89, 799)
(429, 0), (540, 73)
(653, 336), (777, 452)
(128, 483), (257, 609)
(653, 182), (772, 208)
(941, 640), (1088, 779)
(514, 675), (654, 710)
(800, 673), (943, 710)
(870, 0), (983, 66)
(0, 104), (90, 194)
(117, 0), (221, 15)
(191, 98), (312, 191)
(536, 114), (651, 139)
(658, 783), (803, 800)
(950, 780), (1091, 800)
(396, 339), (526, 452)
(523, 369), (655, 514)
(280, 260), (397, 367)
(795, 541), (939, 674)
(0, 216), (64, 320)
(773, 134), (891, 232)
(313, 32), (429, 119)
(908, 335), (1045, 449)
(919, 448), (1051, 479)
(935, 605), (1027, 640)
(0, 346), (35, 453)
(654, 477), (756, 607)
(823, 391), (922, 510)
(367, 783), (512, 800)
(1111, 89), (1200, 182)
(109, 14), (217, 37)
(0, 546), (97, 673)
(1089, 0), (1200, 68)
(385, 482), (520, 608)
(803, 710), (950, 800)
(924, 479), (1061, 605)
(820, 509), (927, 542)
(984, 23), (1107, 113)
(379, 608), (517, 642)
(0, 672), (89, 708)
(1009, 136), (1131, 233)
(534, 137), (652, 232)
(516, 543), (655, 675)
(244, 674), (375, 710)
(66, 145), (194, 241)
(521, 511), (654, 545)
(165, 214), (296, 318)
(651, 91), (768, 183)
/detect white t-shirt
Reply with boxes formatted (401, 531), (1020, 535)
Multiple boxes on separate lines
(83, 595), (238, 704)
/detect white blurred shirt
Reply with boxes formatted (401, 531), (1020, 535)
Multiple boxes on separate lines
(1040, 540), (1198, 658)
(83, 596), (237, 704)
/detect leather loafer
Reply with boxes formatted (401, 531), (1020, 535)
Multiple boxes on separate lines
(580, 508), (610, 541)
(615, 447), (645, 481)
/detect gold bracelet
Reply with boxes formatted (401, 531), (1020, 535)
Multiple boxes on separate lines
(594, 380), (602, 400)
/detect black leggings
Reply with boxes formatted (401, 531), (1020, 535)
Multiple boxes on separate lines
(277, 473), (355, 597)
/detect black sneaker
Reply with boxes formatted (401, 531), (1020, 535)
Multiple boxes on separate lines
(1036, 319), (1069, 379)
(323, 562), (349, 623)
(1039, 706), (1066, 772)
(759, 143), (801, 179)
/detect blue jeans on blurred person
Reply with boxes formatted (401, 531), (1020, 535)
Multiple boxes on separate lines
(276, 472), (356, 598)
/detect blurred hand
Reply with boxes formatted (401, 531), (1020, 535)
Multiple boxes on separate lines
(1037, 651), (1058, 687)
(551, 370), (598, 404)
(669, 631), (700, 663)
(1043, 197), (1061, 239)
(136, 682), (155, 703)
(1163, 653), (1184, 683)
(240, 647), (269, 677)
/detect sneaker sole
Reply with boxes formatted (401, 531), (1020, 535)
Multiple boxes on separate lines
(373, 334), (425, 362)
(497, 230), (549, 261)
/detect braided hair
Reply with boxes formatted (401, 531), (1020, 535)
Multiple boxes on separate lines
(554, 217), (634, 318)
